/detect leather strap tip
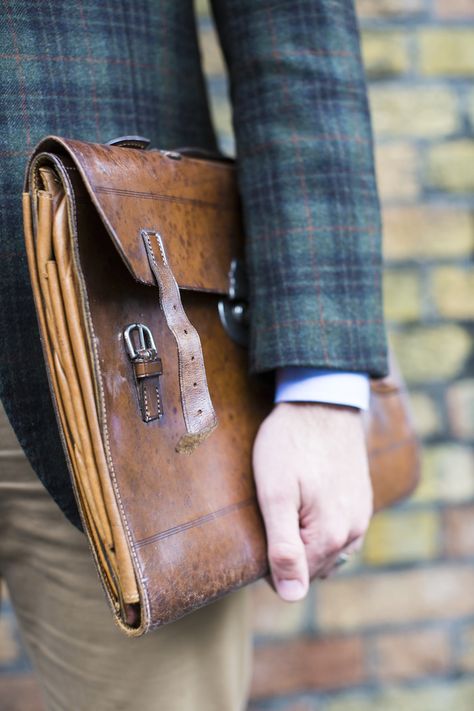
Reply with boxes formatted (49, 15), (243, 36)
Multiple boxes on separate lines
(175, 418), (218, 455)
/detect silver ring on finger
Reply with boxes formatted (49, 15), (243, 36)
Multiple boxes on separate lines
(335, 552), (350, 567)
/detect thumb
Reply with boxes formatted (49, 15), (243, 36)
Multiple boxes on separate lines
(260, 497), (309, 602)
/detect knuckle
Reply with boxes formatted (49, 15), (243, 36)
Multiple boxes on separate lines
(268, 541), (301, 569)
(324, 529), (348, 556)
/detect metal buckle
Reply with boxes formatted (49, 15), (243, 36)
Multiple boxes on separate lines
(217, 259), (249, 348)
(124, 323), (157, 362)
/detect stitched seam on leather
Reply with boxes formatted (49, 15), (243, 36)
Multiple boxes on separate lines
(92, 331), (148, 581)
(135, 497), (256, 549)
(369, 436), (417, 458)
(94, 186), (233, 210)
(65, 181), (150, 627)
(155, 386), (161, 416)
(155, 235), (167, 265)
(90, 320), (150, 624)
(142, 382), (151, 421)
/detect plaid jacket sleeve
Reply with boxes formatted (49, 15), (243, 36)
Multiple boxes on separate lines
(211, 0), (388, 378)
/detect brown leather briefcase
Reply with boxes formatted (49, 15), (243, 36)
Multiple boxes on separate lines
(23, 136), (420, 636)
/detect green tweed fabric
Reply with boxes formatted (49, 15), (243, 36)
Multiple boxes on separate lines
(0, 0), (387, 527)
(211, 0), (387, 376)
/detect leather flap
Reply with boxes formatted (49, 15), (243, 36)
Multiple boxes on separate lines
(27, 137), (244, 294)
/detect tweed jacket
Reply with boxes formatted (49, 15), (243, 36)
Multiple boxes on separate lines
(0, 0), (388, 528)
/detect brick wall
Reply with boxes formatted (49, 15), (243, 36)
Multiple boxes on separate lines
(1, 1), (473, 709)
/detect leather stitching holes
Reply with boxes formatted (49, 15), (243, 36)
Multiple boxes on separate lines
(142, 383), (151, 422)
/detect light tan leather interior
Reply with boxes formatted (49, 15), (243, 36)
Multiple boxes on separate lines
(24, 173), (139, 618)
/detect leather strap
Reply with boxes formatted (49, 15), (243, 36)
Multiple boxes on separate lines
(142, 230), (218, 453)
(132, 357), (163, 423)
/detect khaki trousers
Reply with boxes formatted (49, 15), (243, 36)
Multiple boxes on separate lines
(0, 408), (252, 711)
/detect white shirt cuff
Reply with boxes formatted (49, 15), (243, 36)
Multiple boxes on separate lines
(274, 367), (370, 411)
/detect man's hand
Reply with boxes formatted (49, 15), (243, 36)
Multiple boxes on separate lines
(252, 402), (373, 602)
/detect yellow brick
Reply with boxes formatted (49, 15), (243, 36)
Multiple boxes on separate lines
(432, 267), (474, 319)
(362, 32), (410, 78)
(383, 207), (474, 261)
(372, 627), (450, 683)
(420, 29), (474, 76)
(369, 86), (459, 137)
(375, 143), (420, 201)
(390, 325), (471, 382)
(467, 90), (474, 131)
(317, 564), (474, 632)
(409, 391), (442, 437)
(413, 444), (474, 504)
(435, 0), (474, 18)
(383, 270), (421, 322)
(326, 680), (474, 711)
(363, 509), (439, 565)
(446, 379), (474, 440)
(356, 0), (425, 18)
(427, 140), (474, 193)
